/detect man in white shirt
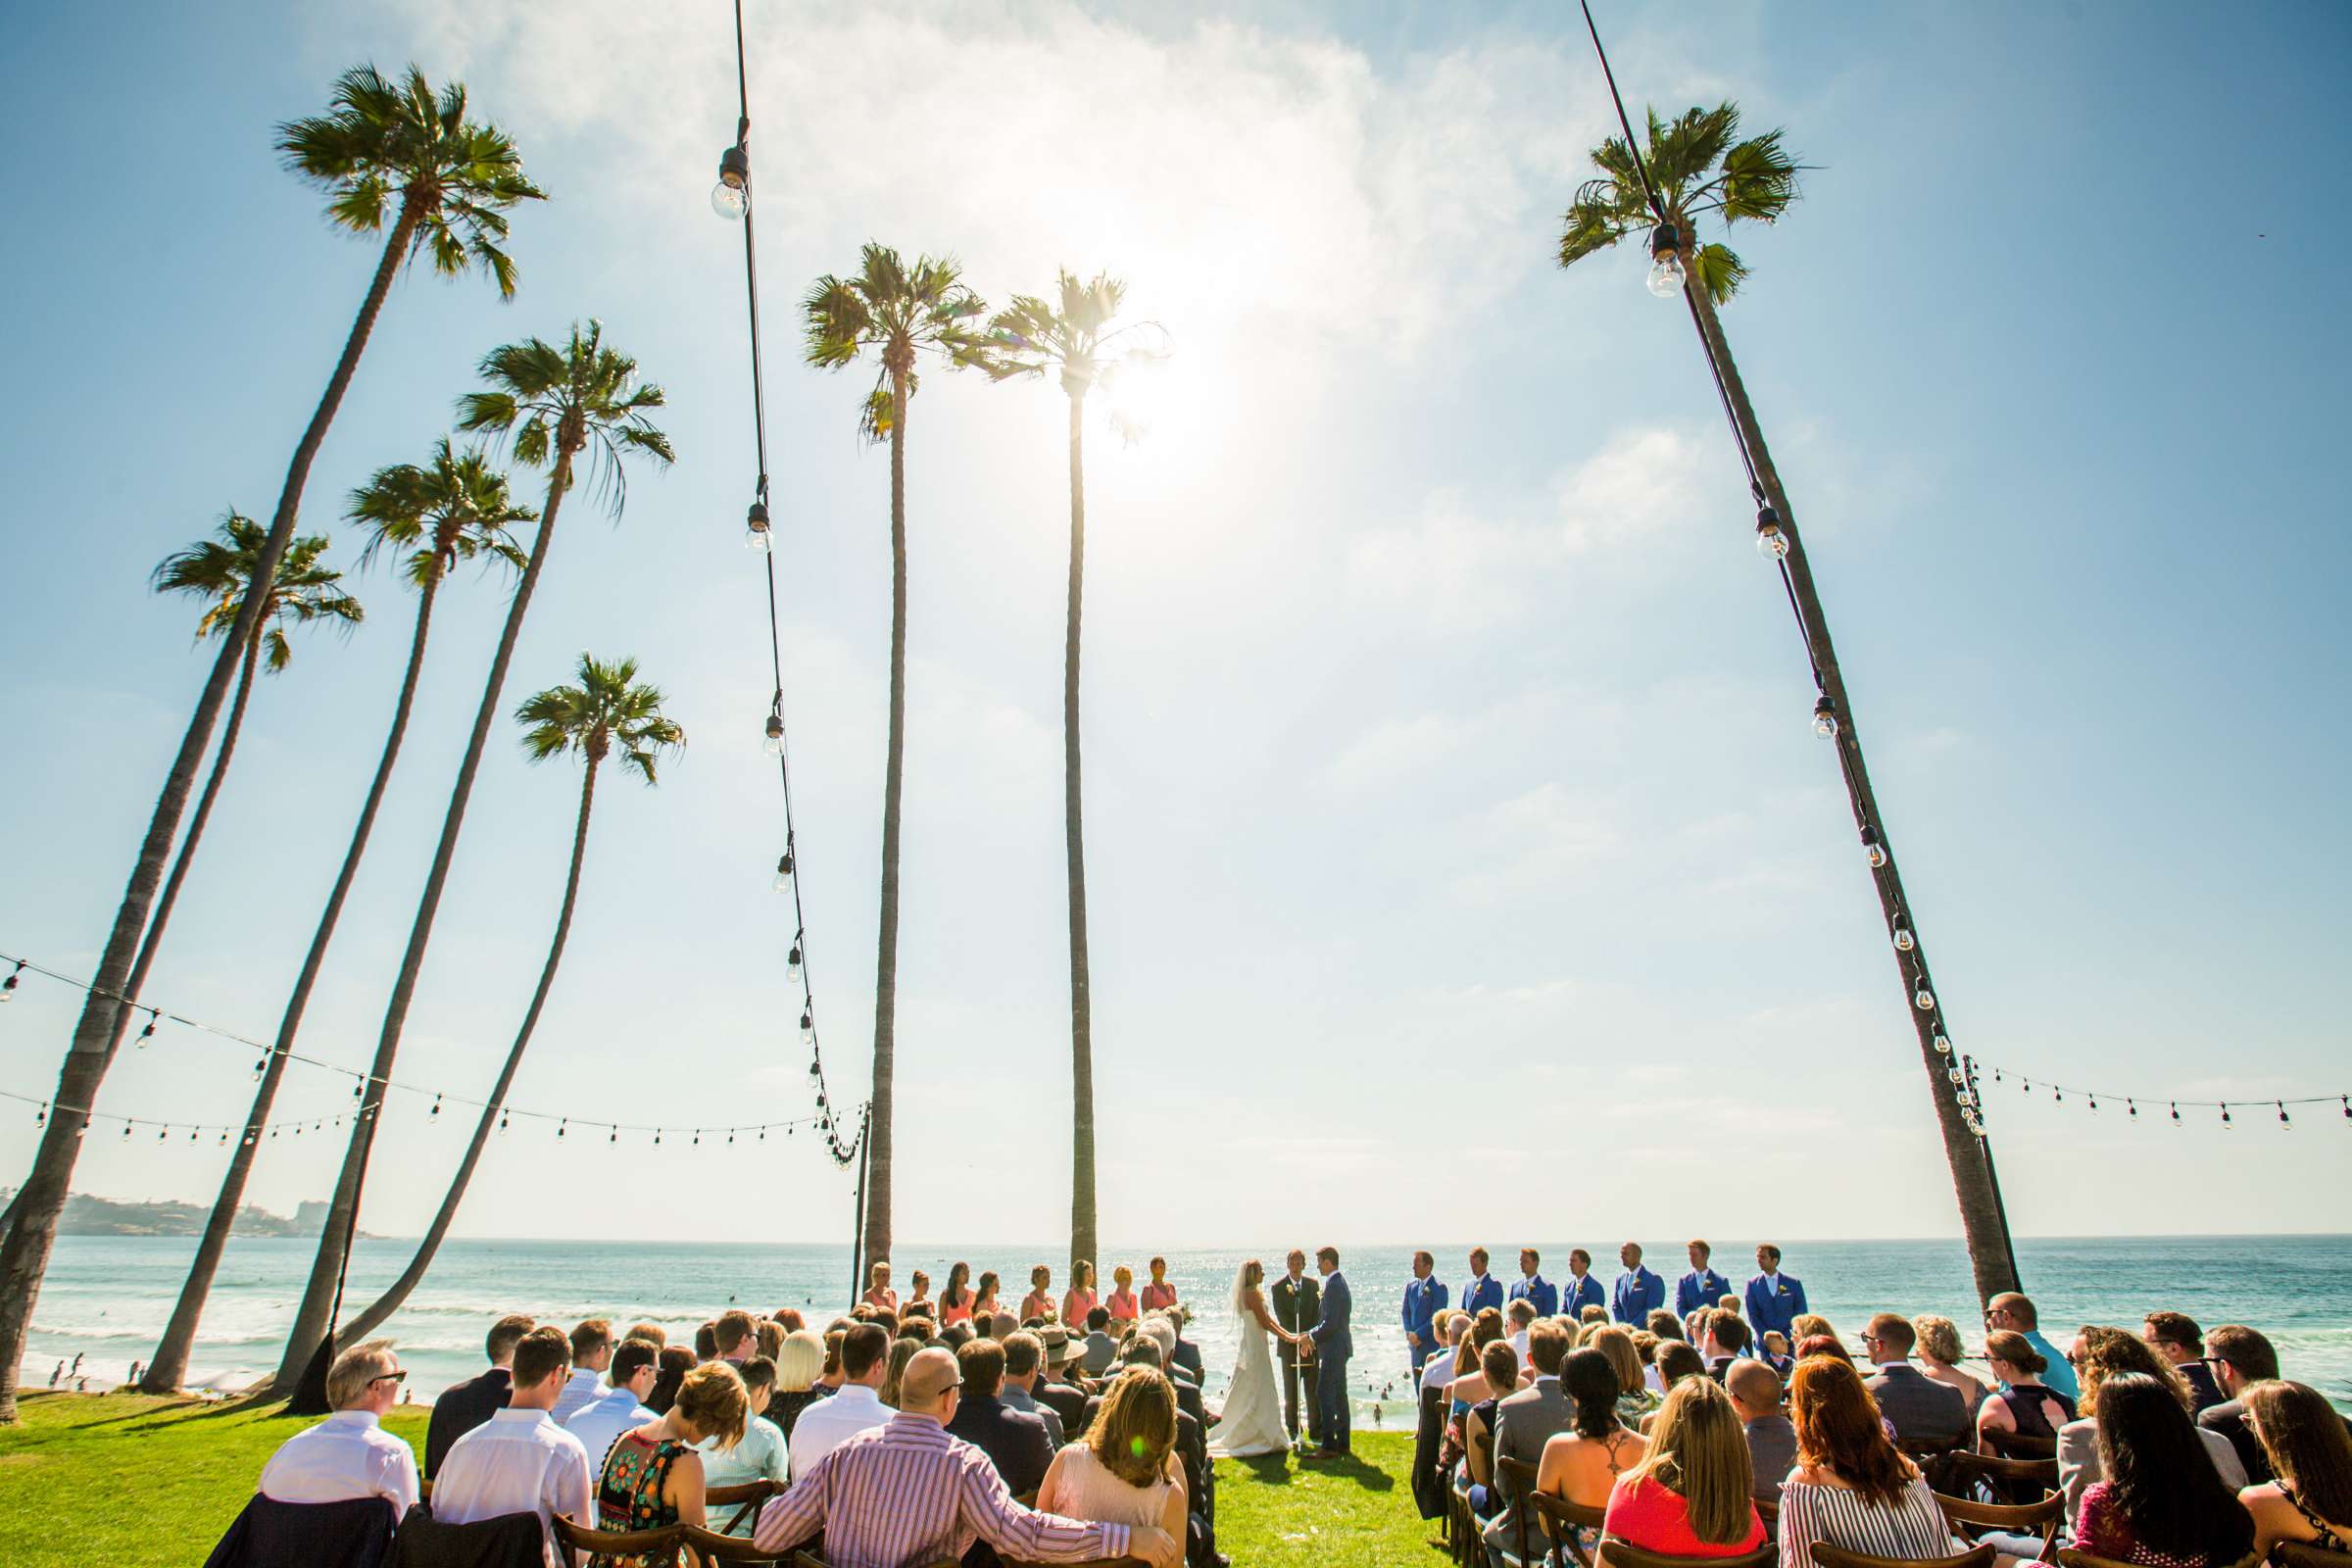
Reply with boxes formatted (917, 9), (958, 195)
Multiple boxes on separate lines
(431, 1325), (592, 1565)
(788, 1321), (892, 1481)
(564, 1338), (661, 1486)
(552, 1318), (612, 1426)
(1504, 1298), (1538, 1367)
(1419, 1313), (1468, 1395)
(257, 1338), (420, 1517)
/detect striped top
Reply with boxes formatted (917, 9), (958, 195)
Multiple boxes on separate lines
(1778, 1473), (1963, 1565)
(751, 1412), (1132, 1568)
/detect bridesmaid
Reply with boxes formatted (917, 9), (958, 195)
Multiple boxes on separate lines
(861, 1260), (899, 1312)
(1020, 1264), (1056, 1323)
(939, 1262), (975, 1326)
(1139, 1257), (1179, 1314)
(973, 1271), (1003, 1323)
(1105, 1265), (1141, 1331)
(905, 1270), (933, 1319)
(1062, 1261), (1099, 1329)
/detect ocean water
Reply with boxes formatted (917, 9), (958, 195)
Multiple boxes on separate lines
(20, 1234), (2352, 1418)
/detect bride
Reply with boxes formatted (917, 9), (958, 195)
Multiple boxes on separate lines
(1208, 1258), (1297, 1457)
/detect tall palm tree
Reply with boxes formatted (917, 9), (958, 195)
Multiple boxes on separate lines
(802, 244), (998, 1269)
(984, 270), (1167, 1280)
(0, 62), (541, 1424)
(142, 444), (530, 1393)
(332, 656), (682, 1344)
(271, 321), (669, 1391)
(1558, 104), (2020, 1303)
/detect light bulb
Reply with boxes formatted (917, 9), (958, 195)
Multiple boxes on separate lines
(1646, 250), (1687, 299)
(710, 146), (750, 220)
(762, 713), (786, 756)
(800, 1010), (815, 1049)
(498, 1111), (510, 1136)
(253, 1056), (267, 1081)
(1932, 1032), (1952, 1055)
(558, 1119), (566, 1140)
(1891, 922), (1915, 953)
(746, 500), (772, 552)
(1914, 982), (1936, 1011)
(1813, 697), (1838, 738)
(2, 963), (21, 999)
(773, 853), (795, 893)
(137, 1018), (155, 1047)
(1863, 837), (1888, 870)
(74, 1119), (88, 1139)
(1755, 506), (1789, 560)
(787, 943), (804, 987)
(1946, 1066), (1966, 1086)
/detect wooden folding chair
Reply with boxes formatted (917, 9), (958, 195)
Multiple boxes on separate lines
(703, 1480), (779, 1538)
(679, 1522), (778, 1564)
(1606, 1537), (1777, 1568)
(1936, 1488), (2064, 1559)
(2056, 1550), (2143, 1568)
(1940, 1450), (2059, 1506)
(1496, 1456), (1542, 1568)
(554, 1512), (688, 1566)
(1980, 1427), (2057, 1461)
(2275, 1544), (2350, 1568)
(1809, 1543), (1996, 1568)
(1528, 1490), (1606, 1568)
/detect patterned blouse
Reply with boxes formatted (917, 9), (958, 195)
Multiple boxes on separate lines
(593, 1430), (690, 1567)
(2078, 1481), (2237, 1568)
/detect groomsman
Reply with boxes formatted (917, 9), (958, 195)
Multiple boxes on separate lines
(1675, 1240), (1733, 1320)
(1610, 1242), (1665, 1325)
(1562, 1249), (1606, 1318)
(1743, 1244), (1808, 1344)
(1462, 1249), (1503, 1318)
(1272, 1250), (1320, 1441)
(1507, 1249), (1558, 1319)
(1401, 1251), (1447, 1373)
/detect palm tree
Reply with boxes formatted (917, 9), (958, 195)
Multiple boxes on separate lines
(802, 244), (998, 1269)
(1558, 104), (2020, 1304)
(271, 321), (669, 1391)
(984, 270), (1167, 1280)
(331, 656), (682, 1344)
(141, 444), (530, 1393)
(0, 63), (541, 1424)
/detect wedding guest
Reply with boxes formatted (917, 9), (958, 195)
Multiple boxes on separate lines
(882, 1338), (921, 1408)
(2060, 1326), (2246, 1527)
(696, 1353), (789, 1520)
(1081, 1305), (1120, 1376)
(1510, 1248), (1558, 1319)
(789, 1320), (892, 1480)
(1422, 1314), (1470, 1398)
(1539, 1348), (1650, 1516)
(752, 1348), (1177, 1568)
(624, 1321), (666, 1348)
(1743, 1246), (1807, 1347)
(1038, 1366), (1188, 1552)
(1464, 1248), (1503, 1318)
(1976, 1329), (2074, 1451)
(947, 1337), (1054, 1497)
(1506, 1298), (1540, 1364)
(1699, 1310), (1750, 1382)
(695, 1321), (719, 1361)
(906, 1269), (934, 1318)
(1985, 1291), (2077, 1402)
(1001, 1330), (1065, 1447)
(1141, 1256), (1179, 1313)
(1790, 1314), (1836, 1346)
(2072, 1371), (2254, 1567)
(2196, 1325), (2352, 1483)
(1777, 1355), (1963, 1566)
(1447, 1336), (1519, 1412)
(2142, 1311), (2228, 1411)
(974, 1271), (1004, 1323)
(1794, 1335), (1852, 1367)
(1105, 1265), (1141, 1330)
(755, 1319), (785, 1362)
(648, 1346), (694, 1414)
(556, 1319), (612, 1425)
(1403, 1250), (1449, 1374)
(1654, 1342), (1708, 1406)
(1613, 1244), (1666, 1326)
(1563, 1249), (1606, 1319)
(1486, 1321), (1574, 1562)
(1461, 1341), (1521, 1513)
(1601, 1377), (1768, 1559)
(1760, 1332), (1791, 1374)
(764, 1331), (826, 1441)
(1725, 1358), (1794, 1505)
(425, 1312), (534, 1479)
(1912, 1315), (1989, 1413)
(1676, 1241), (1732, 1321)
(1860, 1313), (1969, 1448)
(941, 1262), (976, 1327)
(256, 1338), (420, 1516)
(565, 1339), (661, 1483)
(594, 1358), (748, 1560)
(713, 1309), (758, 1367)
(1061, 1261), (1098, 1330)
(2237, 1380), (2352, 1560)
(1589, 1325), (1659, 1428)
(817, 1328), (847, 1393)
(1647, 1308), (1686, 1344)
(431, 1326), (593, 1562)
(773, 1308), (806, 1333)
(1022, 1264), (1056, 1323)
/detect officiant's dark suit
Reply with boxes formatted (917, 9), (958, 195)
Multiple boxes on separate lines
(1272, 1267), (1320, 1440)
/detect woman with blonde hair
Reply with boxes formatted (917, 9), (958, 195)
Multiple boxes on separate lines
(592, 1360), (749, 1564)
(1105, 1264), (1141, 1330)
(1039, 1366), (1188, 1545)
(764, 1330), (827, 1440)
(1911, 1314), (1988, 1412)
(879, 1337), (920, 1408)
(862, 1259), (898, 1312)
(2239, 1380), (2352, 1561)
(1589, 1325), (1660, 1427)
(1601, 1376), (1767, 1559)
(1789, 1313), (1835, 1346)
(1061, 1260), (1099, 1329)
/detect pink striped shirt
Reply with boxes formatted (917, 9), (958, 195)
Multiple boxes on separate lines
(752, 1412), (1132, 1568)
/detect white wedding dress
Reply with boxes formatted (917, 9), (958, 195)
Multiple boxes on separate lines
(1207, 1267), (1292, 1457)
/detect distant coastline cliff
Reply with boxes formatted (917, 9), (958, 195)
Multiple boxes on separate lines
(0, 1190), (369, 1239)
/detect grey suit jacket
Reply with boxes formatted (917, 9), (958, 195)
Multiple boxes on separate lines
(1000, 1383), (1063, 1448)
(1865, 1362), (1971, 1449)
(1482, 1376), (1571, 1552)
(1744, 1413), (1798, 1503)
(2058, 1415), (2247, 1528)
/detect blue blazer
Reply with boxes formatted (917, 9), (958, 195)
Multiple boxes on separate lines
(1507, 1275), (1558, 1318)
(1611, 1267), (1666, 1325)
(1402, 1276), (1447, 1340)
(1676, 1267), (1732, 1318)
(1562, 1273), (1606, 1317)
(1309, 1271), (1353, 1361)
(1462, 1273), (1503, 1318)
(1743, 1272), (1808, 1341)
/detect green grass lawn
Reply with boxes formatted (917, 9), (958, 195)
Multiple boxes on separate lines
(0, 1392), (1443, 1567)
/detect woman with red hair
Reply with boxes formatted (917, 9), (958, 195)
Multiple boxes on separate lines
(1777, 1356), (1966, 1565)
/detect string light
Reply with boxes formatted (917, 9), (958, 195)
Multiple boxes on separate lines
(1913, 979), (1936, 1011)
(1891, 916), (1915, 953)
(1645, 220), (1686, 298)
(1, 959), (22, 999)
(1932, 1032), (1952, 1056)
(1812, 696), (1838, 738)
(746, 497), (772, 553)
(1754, 504), (1788, 560)
(762, 711), (786, 757)
(772, 850), (794, 892)
(136, 1011), (158, 1048)
(1862, 834), (1888, 870)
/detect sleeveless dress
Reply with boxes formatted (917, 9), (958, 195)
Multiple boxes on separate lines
(1062, 1288), (1099, 1327)
(941, 1291), (973, 1327)
(593, 1432), (689, 1567)
(1141, 1281), (1179, 1312)
(1995, 1383), (2075, 1440)
(1106, 1288), (1140, 1327)
(1045, 1443), (1176, 1528)
(1208, 1288), (1290, 1457)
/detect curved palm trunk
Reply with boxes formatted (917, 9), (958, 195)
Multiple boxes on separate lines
(332, 751), (599, 1347)
(1062, 392), (1097, 1280)
(1685, 280), (2021, 1306)
(271, 442), (579, 1392)
(0, 198), (421, 1424)
(143, 574), (444, 1393)
(860, 371), (908, 1270)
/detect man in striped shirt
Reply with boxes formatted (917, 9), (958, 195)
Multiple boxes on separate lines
(753, 1347), (1180, 1568)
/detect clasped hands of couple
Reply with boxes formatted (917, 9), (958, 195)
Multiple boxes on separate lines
(1278, 1327), (1317, 1359)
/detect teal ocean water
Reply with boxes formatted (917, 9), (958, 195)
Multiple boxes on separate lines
(21, 1235), (2351, 1417)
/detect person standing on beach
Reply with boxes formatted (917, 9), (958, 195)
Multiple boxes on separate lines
(1272, 1250), (1320, 1441)
(1676, 1241), (1732, 1321)
(1510, 1249), (1558, 1319)
(1563, 1249), (1606, 1318)
(1300, 1246), (1353, 1460)
(1463, 1248), (1502, 1318)
(1402, 1250), (1447, 1374)
(48, 1361), (61, 1387)
(1140, 1257), (1179, 1313)
(1743, 1246), (1807, 1347)
(1611, 1243), (1665, 1326)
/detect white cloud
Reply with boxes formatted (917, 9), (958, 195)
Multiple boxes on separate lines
(1451, 780), (1624, 903)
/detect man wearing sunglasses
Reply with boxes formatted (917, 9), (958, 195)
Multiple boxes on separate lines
(257, 1338), (420, 1517)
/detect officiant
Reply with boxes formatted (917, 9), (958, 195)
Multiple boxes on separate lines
(1272, 1248), (1320, 1440)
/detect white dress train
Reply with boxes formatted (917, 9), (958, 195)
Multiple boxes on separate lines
(1208, 1276), (1291, 1457)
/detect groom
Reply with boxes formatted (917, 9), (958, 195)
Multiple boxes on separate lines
(1303, 1245), (1352, 1460)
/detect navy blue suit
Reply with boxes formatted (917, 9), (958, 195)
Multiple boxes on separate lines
(1676, 1267), (1732, 1319)
(1561, 1272), (1605, 1318)
(1507, 1274), (1558, 1319)
(1611, 1266), (1666, 1325)
(1744, 1271), (1808, 1343)
(1401, 1275), (1447, 1372)
(1308, 1269), (1353, 1452)
(1461, 1273), (1503, 1319)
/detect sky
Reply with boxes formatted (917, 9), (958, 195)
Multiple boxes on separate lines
(1, 0), (2347, 1251)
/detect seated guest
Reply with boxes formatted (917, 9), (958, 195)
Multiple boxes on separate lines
(1699, 1310), (1750, 1382)
(1165, 1310), (1205, 1385)
(756, 1319), (785, 1363)
(1860, 1313), (1970, 1448)
(1539, 1348), (1650, 1518)
(1986, 1291), (2078, 1402)
(1081, 1305), (1120, 1376)
(425, 1312), (534, 1479)
(257, 1338), (419, 1517)
(940, 1262), (976, 1327)
(1105, 1265), (1141, 1331)
(1039, 1366), (1188, 1548)
(863, 1260), (899, 1312)
(1652, 1342), (1707, 1403)
(696, 1354), (789, 1521)
(647, 1346), (694, 1414)
(1912, 1314), (1989, 1413)
(1034, 1329), (1091, 1435)
(1001, 1330), (1066, 1447)
(1422, 1314), (1471, 1397)
(1976, 1329), (2075, 1451)
(1789, 1314), (1836, 1347)
(1136, 1317), (1206, 1421)
(990, 1310), (1020, 1344)
(1581, 1304), (1609, 1328)
(1447, 1337), (1520, 1412)
(712, 1309), (758, 1367)
(973, 1271), (1004, 1323)
(1461, 1341), (1521, 1514)
(1081, 1339), (1209, 1534)
(789, 1320), (892, 1480)
(1794, 1334), (1853, 1367)
(773, 1308), (806, 1333)
(1140, 1256), (1179, 1314)
(947, 1338), (1054, 1498)
(556, 1319), (613, 1425)
(1760, 1331), (1792, 1375)
(624, 1322), (666, 1348)
(2198, 1325), (2352, 1484)
(1485, 1321), (1574, 1562)
(1601, 1378), (1768, 1559)
(2143, 1311), (2228, 1412)
(752, 1348), (1178, 1567)
(881, 1338), (921, 1408)
(2238, 1380), (2352, 1560)
(816, 1328), (847, 1393)
(594, 1359), (748, 1562)
(1645, 1308), (1685, 1344)
(1589, 1325), (1659, 1428)
(1725, 1359), (1794, 1506)
(1062, 1261), (1099, 1331)
(2069, 1370), (2255, 1568)
(431, 1326), (593, 1563)
(565, 1338), (662, 1480)
(766, 1330), (827, 1441)
(1777, 1355), (1964, 1566)
(2060, 1326), (2247, 1528)
(695, 1321), (719, 1361)
(1021, 1263), (1056, 1324)
(1506, 1298), (1540, 1364)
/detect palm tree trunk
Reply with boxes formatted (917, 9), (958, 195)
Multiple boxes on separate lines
(270, 442), (579, 1392)
(142, 574), (444, 1393)
(860, 370), (908, 1270)
(1685, 279), (2021, 1306)
(332, 751), (599, 1348)
(1062, 391), (1097, 1281)
(0, 197), (423, 1425)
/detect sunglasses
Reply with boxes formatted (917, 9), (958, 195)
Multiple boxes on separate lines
(372, 1371), (408, 1387)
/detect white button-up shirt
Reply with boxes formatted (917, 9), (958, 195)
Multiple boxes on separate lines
(430, 1407), (592, 1566)
(563, 1388), (656, 1491)
(258, 1409), (420, 1516)
(550, 1366), (604, 1427)
(787, 1384), (888, 1482)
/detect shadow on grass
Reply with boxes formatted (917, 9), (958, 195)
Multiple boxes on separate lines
(126, 1396), (287, 1433)
(1236, 1453), (1300, 1486)
(1308, 1454), (1395, 1491)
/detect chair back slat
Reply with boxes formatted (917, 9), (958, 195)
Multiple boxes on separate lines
(1810, 1543), (1997, 1568)
(1528, 1490), (1606, 1568)
(554, 1512), (688, 1562)
(703, 1479), (778, 1537)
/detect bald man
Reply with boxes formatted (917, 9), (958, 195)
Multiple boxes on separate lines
(1726, 1358), (1795, 1504)
(755, 1347), (1179, 1567)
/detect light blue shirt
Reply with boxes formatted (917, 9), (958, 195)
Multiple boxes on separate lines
(2024, 1328), (2080, 1402)
(695, 1413), (789, 1534)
